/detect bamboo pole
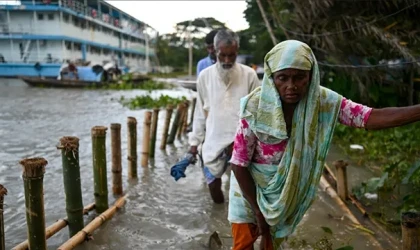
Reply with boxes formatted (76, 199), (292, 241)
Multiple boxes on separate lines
(160, 105), (174, 150)
(127, 117), (137, 179)
(409, 67), (414, 106)
(57, 195), (127, 250)
(323, 164), (400, 248)
(334, 160), (349, 201)
(324, 164), (367, 215)
(57, 136), (84, 237)
(319, 176), (383, 249)
(319, 176), (359, 225)
(141, 111), (152, 167)
(177, 103), (187, 139)
(255, 0), (277, 45)
(19, 157), (48, 250)
(266, 0), (290, 39)
(0, 184), (7, 250)
(182, 101), (189, 134)
(167, 104), (183, 144)
(111, 123), (123, 195)
(402, 212), (420, 250)
(149, 108), (160, 158)
(91, 126), (108, 214)
(189, 97), (196, 126)
(12, 203), (95, 250)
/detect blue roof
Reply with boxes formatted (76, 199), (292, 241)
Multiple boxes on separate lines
(63, 66), (103, 82)
(77, 66), (103, 82)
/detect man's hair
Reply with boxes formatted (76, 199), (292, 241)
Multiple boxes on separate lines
(205, 30), (219, 45)
(213, 29), (240, 51)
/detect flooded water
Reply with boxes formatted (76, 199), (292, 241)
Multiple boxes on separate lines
(0, 79), (388, 249)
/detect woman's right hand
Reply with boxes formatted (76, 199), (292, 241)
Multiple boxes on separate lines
(255, 211), (272, 249)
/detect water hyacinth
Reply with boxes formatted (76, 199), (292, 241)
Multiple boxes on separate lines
(119, 94), (187, 110)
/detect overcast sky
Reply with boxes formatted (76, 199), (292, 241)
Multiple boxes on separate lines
(106, 1), (249, 34)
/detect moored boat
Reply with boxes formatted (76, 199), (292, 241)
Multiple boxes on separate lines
(19, 76), (105, 88)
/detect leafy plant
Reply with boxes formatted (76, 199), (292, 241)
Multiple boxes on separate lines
(119, 94), (187, 110)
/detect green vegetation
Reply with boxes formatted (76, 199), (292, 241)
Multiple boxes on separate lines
(147, 71), (188, 79)
(119, 94), (187, 110)
(85, 80), (173, 91)
(105, 80), (171, 91)
(333, 123), (420, 231)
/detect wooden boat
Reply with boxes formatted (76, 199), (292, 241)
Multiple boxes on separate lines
(20, 74), (152, 89)
(19, 76), (107, 88)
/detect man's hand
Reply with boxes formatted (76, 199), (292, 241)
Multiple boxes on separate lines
(189, 146), (198, 156)
(225, 142), (234, 156)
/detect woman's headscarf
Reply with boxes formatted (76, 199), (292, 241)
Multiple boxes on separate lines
(238, 40), (343, 238)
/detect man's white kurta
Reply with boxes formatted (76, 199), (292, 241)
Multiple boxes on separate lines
(188, 63), (260, 178)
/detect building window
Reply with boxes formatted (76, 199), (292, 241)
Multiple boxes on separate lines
(73, 17), (80, 27)
(63, 13), (70, 22)
(47, 13), (54, 20)
(40, 40), (48, 47)
(91, 47), (101, 55)
(37, 13), (44, 20)
(74, 43), (81, 51)
(65, 41), (72, 50)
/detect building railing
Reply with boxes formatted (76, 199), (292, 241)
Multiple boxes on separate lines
(0, 50), (65, 64)
(0, 0), (148, 40)
(0, 23), (151, 51)
(0, 52), (147, 69)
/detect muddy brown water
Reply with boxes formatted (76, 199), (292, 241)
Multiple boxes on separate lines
(0, 79), (388, 249)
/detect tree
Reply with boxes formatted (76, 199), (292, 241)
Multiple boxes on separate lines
(242, 0), (420, 107)
(156, 17), (227, 71)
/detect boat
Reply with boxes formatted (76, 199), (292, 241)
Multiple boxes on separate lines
(0, 0), (157, 79)
(19, 76), (106, 88)
(20, 61), (151, 88)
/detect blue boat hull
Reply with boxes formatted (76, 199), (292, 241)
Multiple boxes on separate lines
(0, 63), (61, 78)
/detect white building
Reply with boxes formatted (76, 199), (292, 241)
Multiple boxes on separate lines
(0, 0), (157, 77)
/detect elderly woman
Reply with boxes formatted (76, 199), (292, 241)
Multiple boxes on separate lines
(228, 40), (420, 250)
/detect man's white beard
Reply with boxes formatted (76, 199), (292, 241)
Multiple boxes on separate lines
(216, 62), (235, 84)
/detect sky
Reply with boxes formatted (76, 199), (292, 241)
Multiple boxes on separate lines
(106, 1), (249, 35)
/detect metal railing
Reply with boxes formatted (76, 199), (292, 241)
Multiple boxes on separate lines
(0, 1), (148, 40)
(0, 23), (148, 48)
(0, 50), (64, 63)
(0, 47), (150, 64)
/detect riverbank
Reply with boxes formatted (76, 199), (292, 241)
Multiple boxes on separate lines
(333, 123), (420, 236)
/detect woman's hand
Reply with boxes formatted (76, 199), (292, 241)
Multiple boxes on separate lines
(260, 233), (273, 250)
(255, 211), (272, 250)
(255, 211), (270, 236)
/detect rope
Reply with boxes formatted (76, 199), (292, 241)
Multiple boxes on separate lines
(318, 60), (420, 69)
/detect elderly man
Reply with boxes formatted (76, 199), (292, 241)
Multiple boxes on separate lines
(189, 29), (260, 204)
(196, 29), (219, 77)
